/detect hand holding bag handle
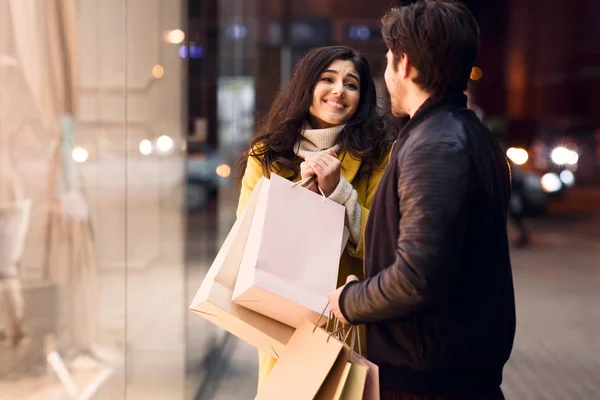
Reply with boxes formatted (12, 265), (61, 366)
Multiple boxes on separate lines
(291, 176), (328, 202)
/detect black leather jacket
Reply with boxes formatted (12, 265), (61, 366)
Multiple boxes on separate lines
(340, 94), (516, 395)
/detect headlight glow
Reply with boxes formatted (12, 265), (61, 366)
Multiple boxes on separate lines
(560, 170), (575, 187)
(551, 146), (578, 166)
(541, 172), (562, 193)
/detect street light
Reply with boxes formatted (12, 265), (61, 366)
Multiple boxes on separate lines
(72, 146), (89, 163)
(156, 135), (174, 153)
(506, 147), (529, 165)
(139, 140), (152, 156)
(163, 29), (185, 44)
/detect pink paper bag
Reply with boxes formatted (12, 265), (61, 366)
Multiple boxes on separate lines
(189, 178), (295, 358)
(232, 173), (346, 328)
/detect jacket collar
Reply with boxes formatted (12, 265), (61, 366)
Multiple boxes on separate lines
(399, 92), (468, 139)
(339, 153), (362, 183)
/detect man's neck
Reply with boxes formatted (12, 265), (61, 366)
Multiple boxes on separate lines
(407, 88), (434, 118)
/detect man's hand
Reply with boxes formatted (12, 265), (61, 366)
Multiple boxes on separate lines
(305, 150), (341, 197)
(328, 275), (359, 325)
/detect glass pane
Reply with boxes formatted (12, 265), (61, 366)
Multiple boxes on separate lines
(1, 0), (186, 398)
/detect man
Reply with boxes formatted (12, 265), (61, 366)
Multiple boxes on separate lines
(328, 1), (516, 399)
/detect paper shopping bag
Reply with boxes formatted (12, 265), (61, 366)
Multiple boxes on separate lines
(233, 173), (346, 328)
(349, 325), (380, 400)
(324, 324), (379, 400)
(338, 362), (368, 400)
(325, 363), (352, 400)
(256, 319), (352, 400)
(189, 178), (295, 359)
(350, 353), (379, 400)
(324, 324), (373, 400)
(316, 350), (355, 400)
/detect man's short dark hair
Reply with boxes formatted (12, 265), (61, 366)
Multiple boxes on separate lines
(382, 0), (480, 94)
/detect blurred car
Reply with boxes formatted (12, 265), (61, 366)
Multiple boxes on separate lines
(505, 145), (568, 214)
(530, 125), (600, 186)
(186, 140), (232, 212)
(528, 124), (598, 187)
(473, 110), (569, 214)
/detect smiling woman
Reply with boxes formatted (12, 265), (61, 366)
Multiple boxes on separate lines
(235, 45), (393, 391)
(238, 45), (388, 182)
(309, 59), (361, 129)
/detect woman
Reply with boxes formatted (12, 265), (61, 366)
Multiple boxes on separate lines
(236, 45), (392, 390)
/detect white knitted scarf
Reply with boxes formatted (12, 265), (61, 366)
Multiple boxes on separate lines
(294, 122), (344, 160)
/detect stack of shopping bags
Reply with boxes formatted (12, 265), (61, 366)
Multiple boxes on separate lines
(256, 316), (379, 400)
(189, 173), (379, 399)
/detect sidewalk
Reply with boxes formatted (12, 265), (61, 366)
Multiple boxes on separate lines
(502, 251), (600, 399)
(502, 215), (600, 399)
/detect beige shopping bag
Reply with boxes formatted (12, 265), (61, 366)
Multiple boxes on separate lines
(347, 326), (380, 400)
(325, 363), (353, 400)
(338, 362), (368, 400)
(233, 173), (346, 328)
(256, 318), (352, 400)
(189, 178), (295, 359)
(325, 325), (379, 400)
(316, 349), (355, 400)
(351, 353), (379, 400)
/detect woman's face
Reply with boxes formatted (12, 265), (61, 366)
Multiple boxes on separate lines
(308, 59), (361, 129)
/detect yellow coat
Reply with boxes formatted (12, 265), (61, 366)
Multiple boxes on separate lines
(236, 146), (390, 390)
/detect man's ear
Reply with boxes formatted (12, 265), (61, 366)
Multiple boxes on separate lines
(402, 54), (421, 81)
(398, 54), (410, 79)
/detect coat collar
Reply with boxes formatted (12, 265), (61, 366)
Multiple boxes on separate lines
(339, 152), (362, 183)
(399, 92), (468, 139)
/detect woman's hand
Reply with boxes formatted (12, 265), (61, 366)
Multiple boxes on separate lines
(305, 150), (341, 197)
(300, 161), (319, 193)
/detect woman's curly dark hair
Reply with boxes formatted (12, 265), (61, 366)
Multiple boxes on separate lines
(238, 45), (392, 181)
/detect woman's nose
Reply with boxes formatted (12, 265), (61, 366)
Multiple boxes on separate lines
(332, 82), (344, 96)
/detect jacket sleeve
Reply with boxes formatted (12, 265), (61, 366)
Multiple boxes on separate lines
(236, 151), (264, 217)
(340, 142), (470, 324)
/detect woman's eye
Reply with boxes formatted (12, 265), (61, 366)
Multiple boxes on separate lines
(345, 83), (358, 90)
(321, 77), (333, 83)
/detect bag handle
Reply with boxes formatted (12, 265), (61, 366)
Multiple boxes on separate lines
(314, 302), (351, 341)
(314, 303), (327, 329)
(291, 176), (328, 201)
(313, 302), (360, 349)
(350, 325), (363, 358)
